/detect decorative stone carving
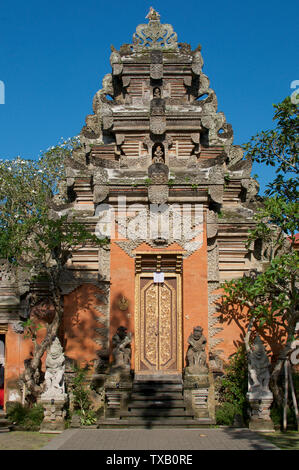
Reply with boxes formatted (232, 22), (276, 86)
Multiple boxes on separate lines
(150, 51), (163, 79)
(118, 296), (129, 311)
(102, 107), (114, 130)
(150, 116), (166, 135)
(40, 337), (67, 433)
(111, 326), (132, 373)
(80, 73), (114, 145)
(132, 8), (178, 51)
(192, 45), (204, 75)
(152, 145), (165, 163)
(207, 241), (219, 282)
(241, 178), (260, 203)
(246, 333), (274, 432)
(93, 185), (109, 204)
(148, 185), (169, 205)
(247, 335), (271, 397)
(183, 327), (213, 422)
(148, 162), (169, 183)
(201, 112), (233, 146)
(208, 185), (223, 205)
(42, 338), (66, 398)
(110, 45), (123, 76)
(147, 162), (169, 204)
(93, 168), (109, 204)
(227, 145), (244, 168)
(150, 93), (166, 135)
(94, 349), (109, 373)
(185, 326), (208, 375)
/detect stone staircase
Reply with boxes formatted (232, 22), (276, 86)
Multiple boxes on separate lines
(0, 409), (11, 433)
(98, 376), (213, 428)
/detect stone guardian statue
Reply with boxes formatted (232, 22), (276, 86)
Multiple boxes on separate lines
(245, 329), (274, 432)
(247, 335), (271, 396)
(42, 337), (65, 398)
(112, 326), (132, 372)
(185, 326), (208, 375)
(40, 337), (67, 433)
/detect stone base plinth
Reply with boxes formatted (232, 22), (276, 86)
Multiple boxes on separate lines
(104, 373), (132, 419)
(39, 395), (67, 433)
(247, 393), (274, 433)
(184, 373), (212, 420)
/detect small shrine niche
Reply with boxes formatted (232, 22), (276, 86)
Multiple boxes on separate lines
(152, 143), (165, 163)
(153, 86), (162, 99)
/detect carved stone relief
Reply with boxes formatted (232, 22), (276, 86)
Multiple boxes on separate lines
(132, 8), (178, 51)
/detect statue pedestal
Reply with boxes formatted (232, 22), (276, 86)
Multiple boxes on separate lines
(247, 392), (274, 432)
(39, 394), (67, 433)
(104, 370), (132, 419)
(184, 371), (213, 420)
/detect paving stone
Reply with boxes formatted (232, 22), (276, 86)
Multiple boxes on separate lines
(42, 428), (279, 451)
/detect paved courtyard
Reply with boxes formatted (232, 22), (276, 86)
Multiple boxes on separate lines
(42, 428), (279, 451)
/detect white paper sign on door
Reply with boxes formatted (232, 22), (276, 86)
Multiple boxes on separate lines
(154, 272), (164, 283)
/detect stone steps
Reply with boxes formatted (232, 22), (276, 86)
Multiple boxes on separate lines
(99, 377), (214, 428)
(128, 400), (186, 408)
(133, 382), (183, 391)
(0, 410), (11, 433)
(99, 379), (199, 428)
(98, 417), (214, 429)
(122, 409), (191, 417)
(130, 392), (183, 401)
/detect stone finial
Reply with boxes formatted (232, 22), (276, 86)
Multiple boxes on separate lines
(132, 10), (178, 51)
(146, 7), (160, 21)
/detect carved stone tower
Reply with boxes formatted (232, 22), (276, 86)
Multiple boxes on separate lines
(0, 10), (260, 425)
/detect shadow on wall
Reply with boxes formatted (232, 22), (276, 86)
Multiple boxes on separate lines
(216, 296), (287, 364)
(63, 285), (131, 371)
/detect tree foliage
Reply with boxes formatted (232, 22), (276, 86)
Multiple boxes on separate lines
(0, 137), (105, 402)
(220, 97), (298, 405)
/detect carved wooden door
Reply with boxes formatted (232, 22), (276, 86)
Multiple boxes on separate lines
(135, 274), (182, 374)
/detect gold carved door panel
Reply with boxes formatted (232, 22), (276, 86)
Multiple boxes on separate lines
(136, 274), (182, 374)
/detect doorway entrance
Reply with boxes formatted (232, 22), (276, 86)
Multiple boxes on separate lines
(134, 252), (183, 377)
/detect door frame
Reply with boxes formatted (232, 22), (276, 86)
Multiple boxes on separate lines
(134, 271), (183, 376)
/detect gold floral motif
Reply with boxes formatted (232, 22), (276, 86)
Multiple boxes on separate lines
(159, 284), (172, 366)
(144, 283), (158, 366)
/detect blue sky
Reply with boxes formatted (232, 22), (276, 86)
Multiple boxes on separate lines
(0, 0), (298, 193)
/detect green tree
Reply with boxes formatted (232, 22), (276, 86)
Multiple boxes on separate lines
(220, 97), (298, 406)
(0, 138), (105, 403)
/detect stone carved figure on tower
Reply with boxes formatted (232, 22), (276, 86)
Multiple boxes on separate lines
(185, 326), (208, 375)
(247, 335), (271, 397)
(80, 73), (114, 144)
(152, 145), (165, 164)
(42, 337), (65, 398)
(153, 87), (161, 99)
(112, 326), (132, 371)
